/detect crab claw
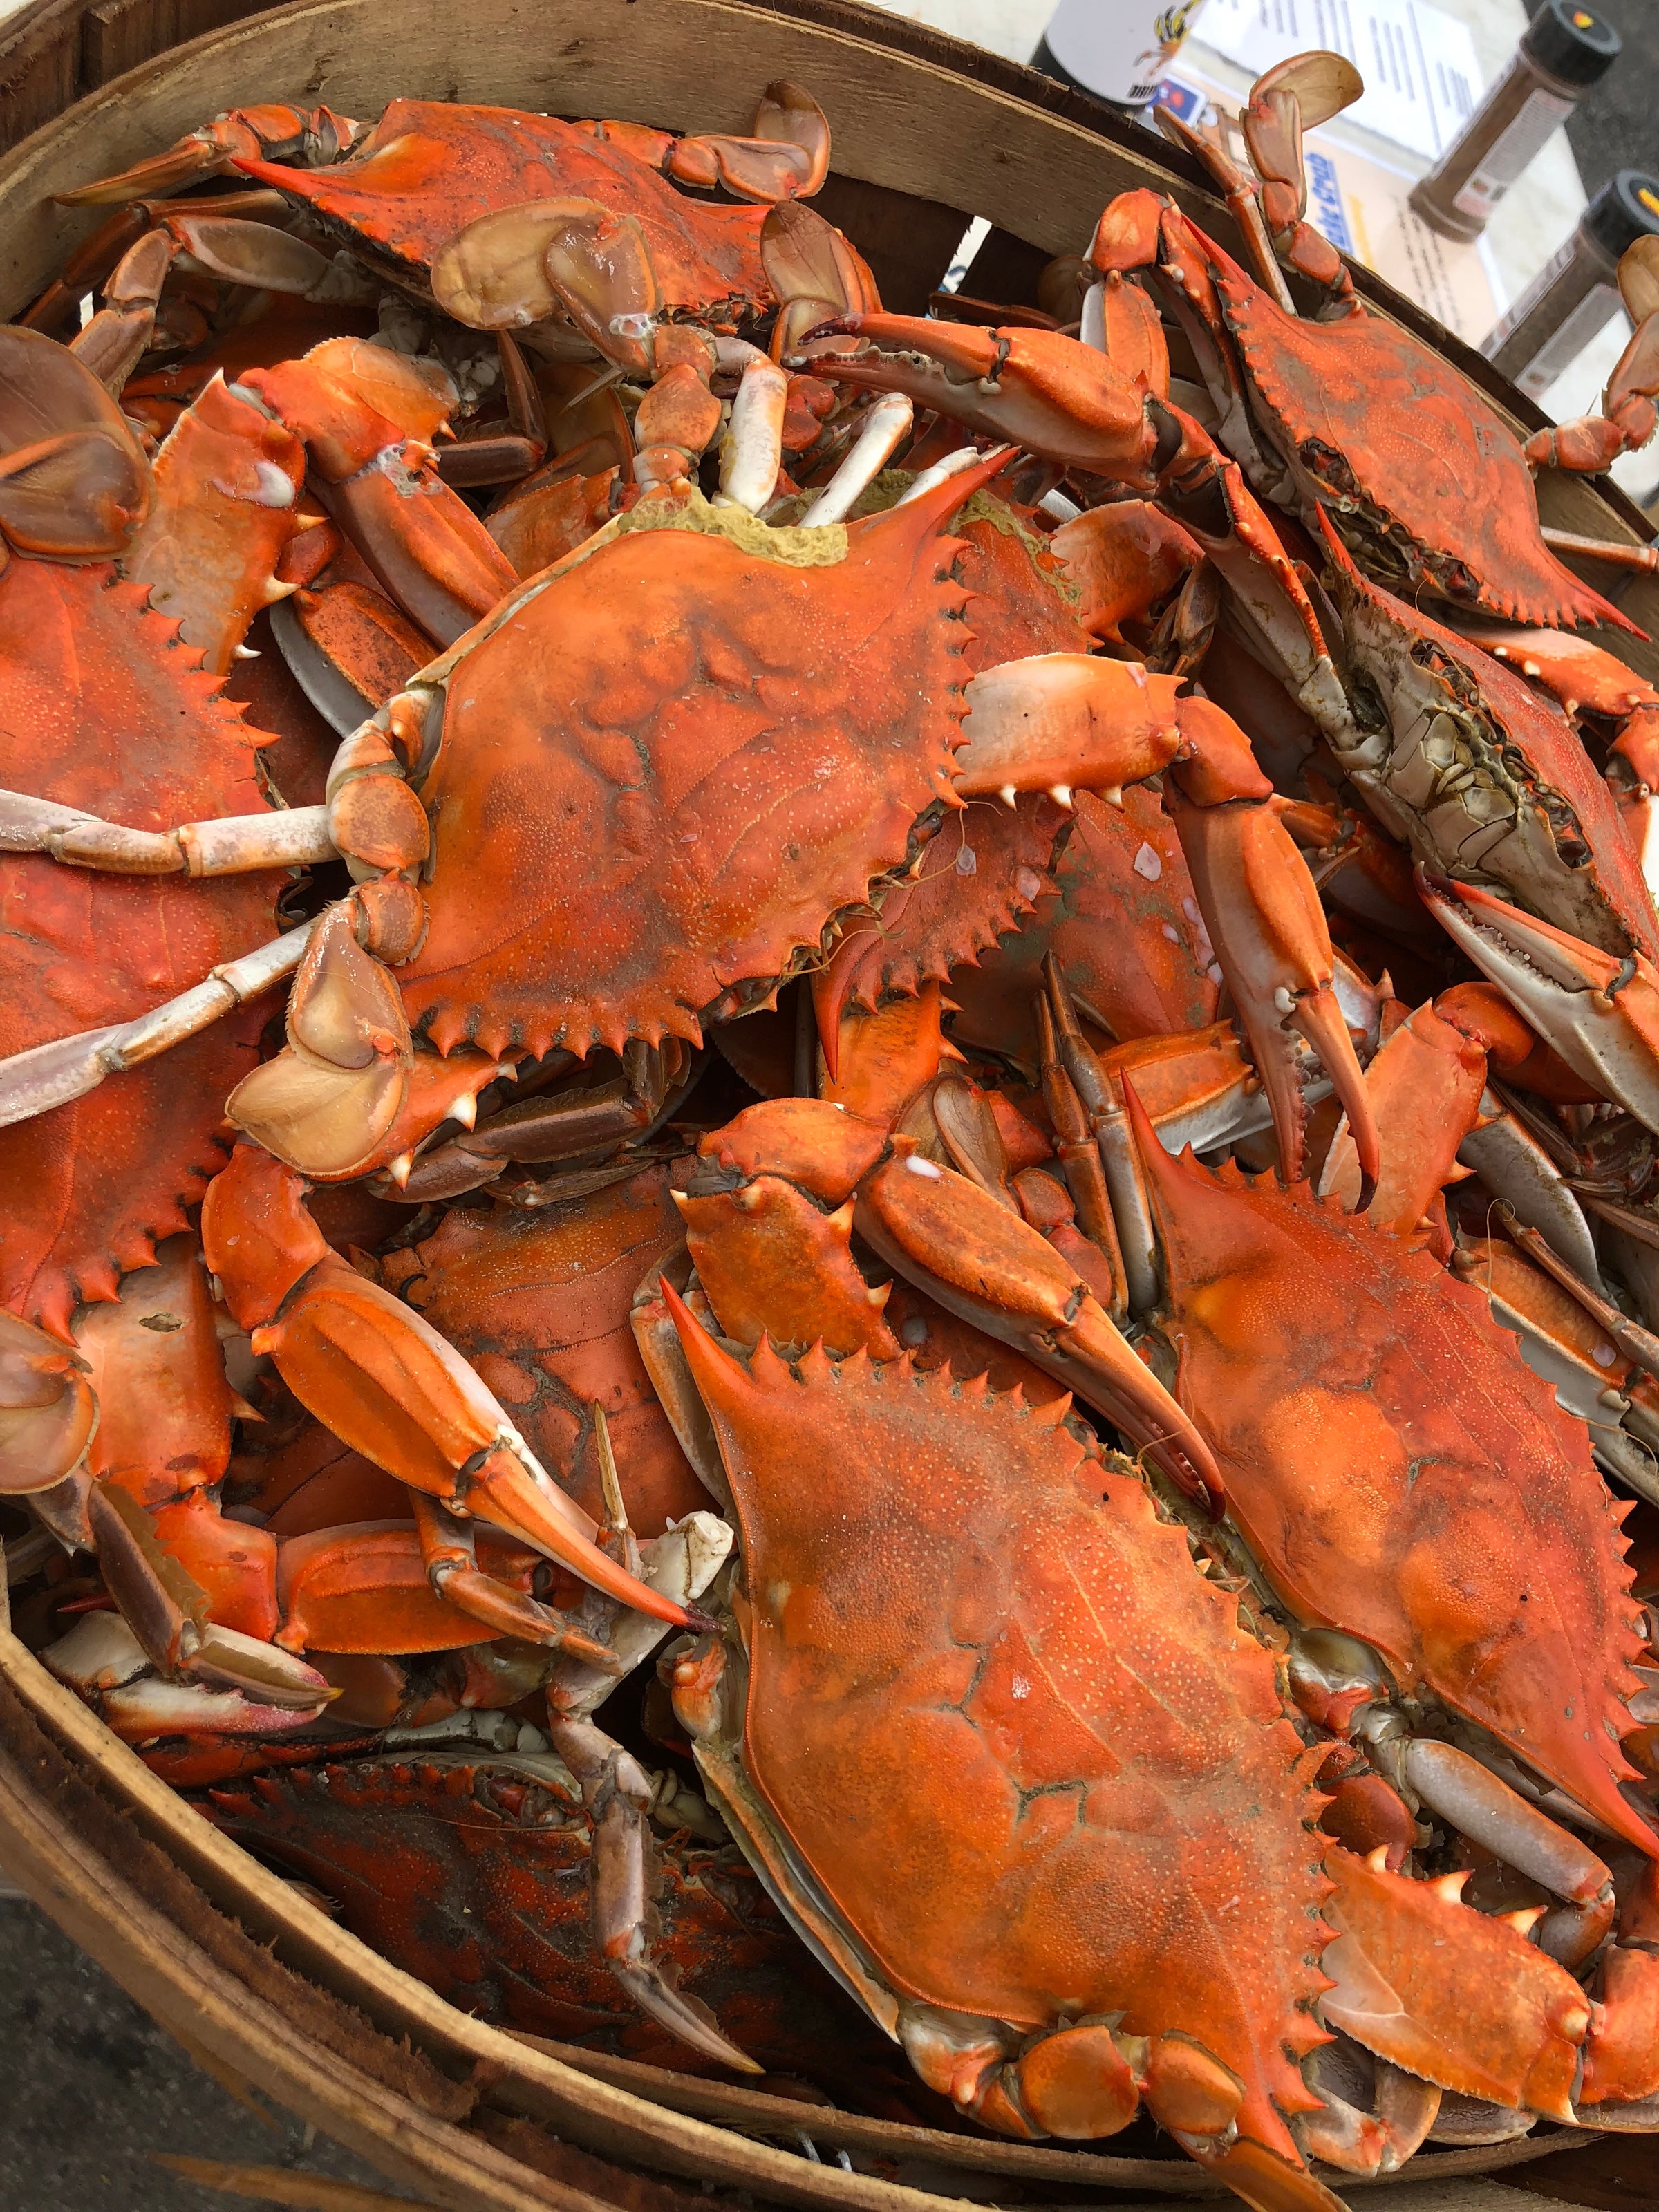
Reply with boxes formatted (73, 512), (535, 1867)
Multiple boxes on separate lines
(249, 1259), (700, 1631)
(808, 315), (1163, 481)
(761, 199), (881, 357)
(201, 1145), (700, 1631)
(1418, 871), (1659, 1132)
(852, 1143), (1224, 1509)
(0, 1312), (96, 1493)
(53, 133), (232, 205)
(1163, 716), (1380, 1202)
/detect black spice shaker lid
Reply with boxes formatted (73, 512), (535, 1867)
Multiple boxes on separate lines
(1521, 0), (1621, 90)
(1583, 171), (1659, 261)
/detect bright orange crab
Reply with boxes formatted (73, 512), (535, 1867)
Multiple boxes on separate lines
(55, 86), (830, 383)
(663, 1300), (1340, 2209)
(0, 444), (1378, 1213)
(805, 293), (1659, 1135)
(607, 1091), (1659, 2186)
(0, 329), (319, 1341)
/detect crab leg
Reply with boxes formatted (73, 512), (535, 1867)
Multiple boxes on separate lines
(1525, 241), (1659, 474)
(200, 1144), (703, 1632)
(854, 1143), (1223, 1508)
(1161, 703), (1378, 1200)
(54, 104), (362, 205)
(595, 79), (830, 203)
(1385, 1736), (1615, 1967)
(404, 1492), (624, 1665)
(716, 355), (789, 512)
(538, 1454), (751, 2074)
(800, 392), (913, 525)
(1419, 872), (1659, 1133)
(0, 791), (335, 874)
(42, 1606), (335, 1741)
(0, 925), (311, 1132)
(84, 1479), (335, 1715)
(543, 1704), (762, 2072)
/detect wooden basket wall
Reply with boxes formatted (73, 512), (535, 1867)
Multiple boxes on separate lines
(0, 3), (1652, 2206)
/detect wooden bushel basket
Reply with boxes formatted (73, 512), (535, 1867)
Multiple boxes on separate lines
(0, 3), (1653, 2205)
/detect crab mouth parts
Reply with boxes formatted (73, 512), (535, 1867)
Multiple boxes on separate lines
(1302, 442), (1485, 608)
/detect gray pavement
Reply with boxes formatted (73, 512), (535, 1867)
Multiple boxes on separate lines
(0, 1900), (418, 2212)
(1564, 0), (1655, 201)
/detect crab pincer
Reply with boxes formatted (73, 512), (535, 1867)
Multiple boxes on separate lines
(1419, 872), (1659, 1134)
(200, 1143), (709, 1644)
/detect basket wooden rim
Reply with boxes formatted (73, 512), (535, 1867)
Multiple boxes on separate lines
(0, 0), (1646, 2198)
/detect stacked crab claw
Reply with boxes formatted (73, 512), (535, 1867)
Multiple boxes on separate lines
(7, 48), (1659, 2212)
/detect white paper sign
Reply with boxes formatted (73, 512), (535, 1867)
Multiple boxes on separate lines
(1194, 0), (1481, 159)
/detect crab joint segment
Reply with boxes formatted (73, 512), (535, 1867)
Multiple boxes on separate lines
(0, 926), (312, 1133)
(547, 1702), (763, 2073)
(852, 1145), (1224, 1508)
(1419, 871), (1659, 1135)
(200, 1145), (699, 1630)
(0, 791), (336, 875)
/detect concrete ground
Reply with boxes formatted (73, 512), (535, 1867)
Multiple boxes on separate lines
(1563, 0), (1651, 203)
(0, 1898), (419, 2212)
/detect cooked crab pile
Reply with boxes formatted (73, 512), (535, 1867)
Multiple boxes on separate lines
(7, 52), (1659, 2210)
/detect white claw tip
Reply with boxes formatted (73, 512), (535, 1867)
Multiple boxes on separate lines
(998, 784), (1018, 808)
(386, 1151), (414, 1190)
(250, 460), (298, 509)
(904, 1155), (944, 1180)
(1049, 785), (1073, 809)
(232, 644), (261, 660)
(453, 1091), (478, 1131)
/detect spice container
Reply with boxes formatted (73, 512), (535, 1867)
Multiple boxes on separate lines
(1031, 0), (1210, 114)
(1481, 171), (1659, 401)
(1409, 0), (1620, 243)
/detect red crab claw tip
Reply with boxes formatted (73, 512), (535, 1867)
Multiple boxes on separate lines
(1293, 983), (1381, 1212)
(804, 310), (1003, 378)
(1309, 501), (1360, 577)
(1417, 870), (1659, 1134)
(1183, 2135), (1350, 2212)
(465, 1447), (696, 1631)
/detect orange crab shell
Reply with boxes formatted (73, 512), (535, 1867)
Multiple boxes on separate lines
(950, 785), (1220, 1066)
(377, 1160), (706, 1537)
(678, 1320), (1335, 2170)
(0, 563), (284, 1335)
(1211, 268), (1633, 634)
(399, 462), (1007, 1064)
(1130, 1114), (1656, 1859)
(236, 100), (771, 319)
(807, 495), (1098, 1029)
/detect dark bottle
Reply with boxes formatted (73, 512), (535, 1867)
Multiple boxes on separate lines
(1409, 0), (1620, 243)
(1482, 170), (1659, 402)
